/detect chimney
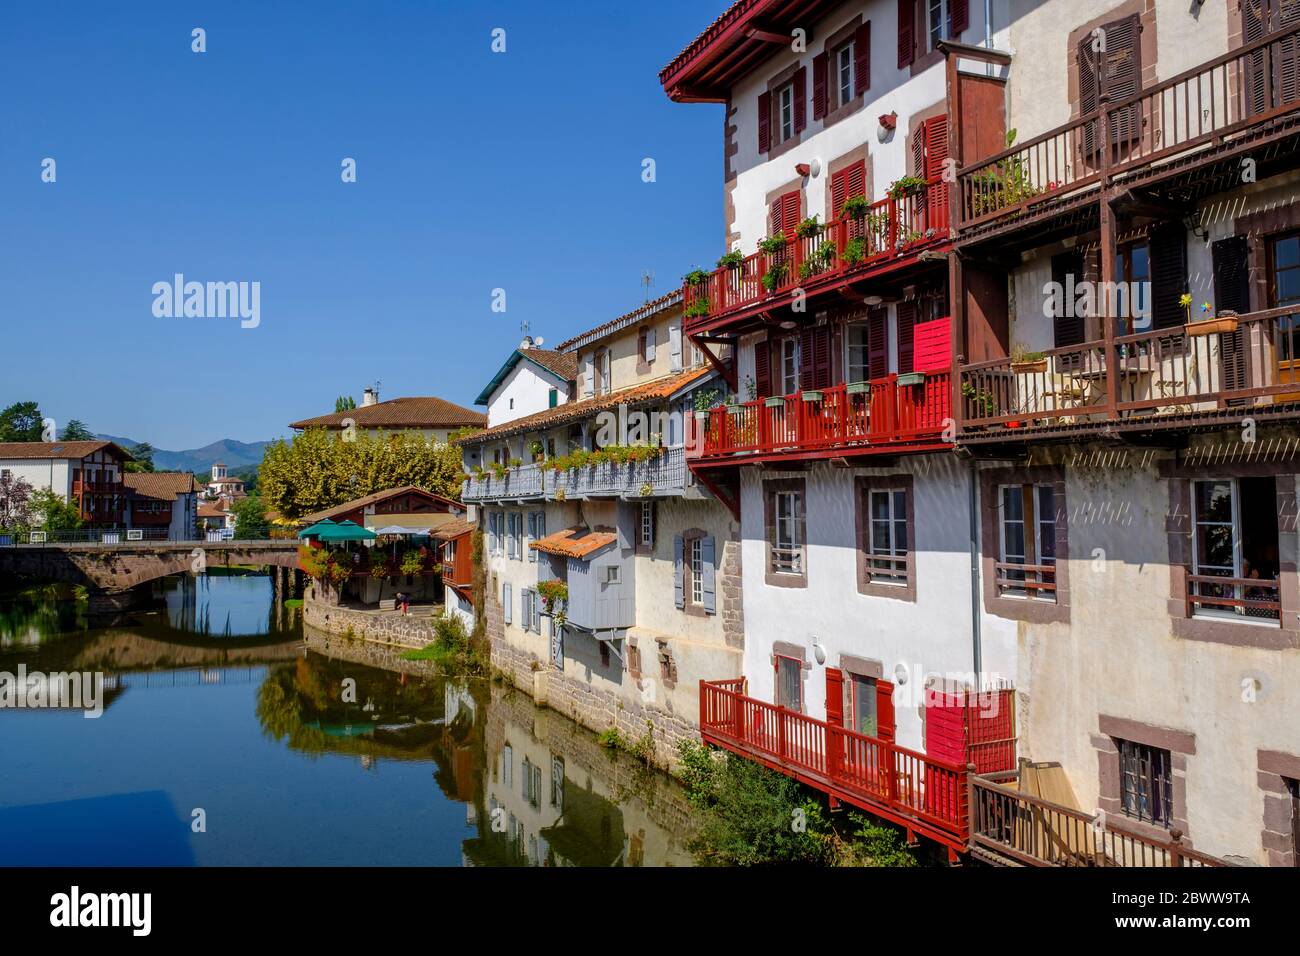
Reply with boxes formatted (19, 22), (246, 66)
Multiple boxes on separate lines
(362, 386), (378, 407)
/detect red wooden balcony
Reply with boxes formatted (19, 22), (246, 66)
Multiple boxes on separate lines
(690, 373), (951, 462)
(957, 23), (1300, 237)
(700, 679), (972, 858)
(959, 306), (1300, 439)
(683, 177), (949, 333)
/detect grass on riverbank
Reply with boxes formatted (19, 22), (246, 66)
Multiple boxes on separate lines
(400, 611), (489, 676)
(283, 599), (303, 609)
(676, 740), (921, 867)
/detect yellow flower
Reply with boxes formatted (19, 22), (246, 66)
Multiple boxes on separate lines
(1179, 293), (1192, 308)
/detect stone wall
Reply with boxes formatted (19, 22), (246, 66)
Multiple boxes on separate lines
(302, 624), (444, 678)
(302, 589), (433, 650)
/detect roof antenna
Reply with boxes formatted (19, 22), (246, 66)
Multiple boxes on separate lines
(641, 270), (655, 302)
(519, 320), (534, 350)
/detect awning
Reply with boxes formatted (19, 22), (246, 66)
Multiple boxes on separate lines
(297, 518), (339, 539)
(315, 520), (377, 542)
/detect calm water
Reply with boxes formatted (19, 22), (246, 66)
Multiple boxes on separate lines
(0, 575), (692, 866)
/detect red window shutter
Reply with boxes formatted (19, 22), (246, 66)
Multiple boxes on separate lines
(830, 167), (848, 219)
(831, 160), (867, 219)
(876, 679), (896, 741)
(950, 0), (969, 36)
(855, 21), (872, 97)
(825, 668), (844, 727)
(897, 0), (914, 68)
(868, 306), (889, 380)
(754, 337), (771, 397)
(799, 326), (831, 389)
(758, 90), (772, 153)
(793, 66), (807, 132)
(776, 190), (801, 236)
(923, 115), (949, 225)
(812, 52), (828, 120)
(896, 301), (916, 374)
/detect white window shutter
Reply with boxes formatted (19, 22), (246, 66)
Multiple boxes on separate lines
(669, 325), (683, 372)
(647, 328), (657, 363)
(503, 583), (513, 624)
(673, 535), (685, 609)
(701, 536), (716, 615)
(583, 353), (595, 396)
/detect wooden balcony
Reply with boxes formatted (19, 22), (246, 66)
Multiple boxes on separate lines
(683, 178), (949, 333)
(700, 679), (972, 858)
(957, 23), (1300, 241)
(690, 374), (952, 463)
(959, 306), (1300, 440)
(970, 773), (1230, 867)
(463, 445), (688, 502)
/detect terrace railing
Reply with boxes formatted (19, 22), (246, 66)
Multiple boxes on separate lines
(463, 446), (688, 501)
(693, 374), (951, 459)
(960, 306), (1300, 431)
(683, 176), (949, 328)
(958, 22), (1300, 228)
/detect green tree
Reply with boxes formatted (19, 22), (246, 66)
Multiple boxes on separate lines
(232, 496), (270, 539)
(59, 420), (94, 441)
(0, 472), (34, 530)
(125, 442), (155, 473)
(29, 489), (84, 532)
(0, 401), (44, 442)
(334, 395), (357, 412)
(259, 428), (465, 519)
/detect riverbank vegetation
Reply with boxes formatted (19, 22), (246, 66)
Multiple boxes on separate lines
(676, 740), (920, 866)
(401, 611), (489, 675)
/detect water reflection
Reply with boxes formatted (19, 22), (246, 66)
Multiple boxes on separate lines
(0, 577), (691, 866)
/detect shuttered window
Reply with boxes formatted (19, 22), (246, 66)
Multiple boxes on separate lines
(1149, 225), (1186, 332)
(830, 160), (867, 220)
(897, 0), (915, 68)
(868, 306), (890, 380)
(754, 337), (772, 397)
(768, 190), (801, 237)
(793, 67), (807, 134)
(1078, 15), (1142, 156)
(812, 51), (829, 120)
(896, 301), (917, 374)
(912, 115), (949, 226)
(1051, 250), (1086, 347)
(1244, 0), (1300, 117)
(855, 21), (872, 97)
(758, 90), (772, 153)
(799, 325), (832, 390)
(1214, 236), (1251, 392)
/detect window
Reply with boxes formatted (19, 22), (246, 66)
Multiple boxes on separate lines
(548, 388), (558, 408)
(866, 488), (908, 584)
(778, 82), (795, 142)
(1269, 232), (1300, 375)
(846, 322), (869, 384)
(638, 327), (656, 365)
(550, 757), (565, 811)
(835, 41), (854, 108)
(520, 589), (535, 632)
(928, 0), (948, 50)
(776, 654), (803, 710)
(597, 349), (612, 394)
(1190, 477), (1280, 621)
(690, 537), (704, 604)
(639, 500), (655, 548)
(849, 675), (877, 737)
(603, 565), (621, 585)
(778, 336), (800, 395)
(1113, 241), (1151, 335)
(1117, 739), (1173, 827)
(527, 511), (544, 563)
(773, 491), (804, 574)
(997, 485), (1057, 600)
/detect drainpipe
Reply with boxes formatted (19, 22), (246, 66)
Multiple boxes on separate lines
(968, 458), (983, 689)
(984, 0), (994, 77)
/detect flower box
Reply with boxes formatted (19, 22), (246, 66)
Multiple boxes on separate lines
(896, 372), (926, 387)
(845, 381), (872, 395)
(1186, 317), (1238, 336)
(726, 404), (746, 415)
(1010, 360), (1047, 374)
(694, 410), (710, 421)
(765, 397), (787, 408)
(801, 390), (824, 402)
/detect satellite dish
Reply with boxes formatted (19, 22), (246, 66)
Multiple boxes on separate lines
(535, 336), (545, 346)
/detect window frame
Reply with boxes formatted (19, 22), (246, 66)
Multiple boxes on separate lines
(689, 536), (704, 605)
(637, 500), (655, 553)
(855, 474), (916, 600)
(1117, 738), (1174, 828)
(996, 483), (1057, 602)
(777, 81), (795, 143)
(981, 467), (1069, 624)
(927, 0), (949, 52)
(775, 653), (804, 711)
(778, 335), (801, 396)
(835, 40), (855, 110)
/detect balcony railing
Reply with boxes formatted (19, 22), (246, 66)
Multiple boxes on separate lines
(700, 679), (971, 856)
(691, 374), (951, 460)
(958, 23), (1300, 230)
(970, 775), (1230, 867)
(683, 178), (949, 329)
(960, 307), (1300, 432)
(463, 445), (687, 501)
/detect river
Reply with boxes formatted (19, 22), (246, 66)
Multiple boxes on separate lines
(0, 574), (693, 866)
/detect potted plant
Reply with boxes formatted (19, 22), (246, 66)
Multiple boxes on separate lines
(841, 195), (870, 220)
(842, 237), (867, 266)
(684, 297), (711, 319)
(888, 175), (927, 200)
(1010, 345), (1048, 374)
(758, 232), (787, 256)
(1184, 295), (1236, 335)
(761, 261), (789, 292)
(795, 215), (822, 240)
(961, 381), (998, 418)
(693, 387), (720, 422)
(529, 439), (545, 462)
(717, 250), (744, 271)
(726, 394), (746, 415)
(509, 457), (523, 469)
(683, 268), (710, 287)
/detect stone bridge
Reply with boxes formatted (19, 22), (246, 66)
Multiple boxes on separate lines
(0, 540), (302, 612)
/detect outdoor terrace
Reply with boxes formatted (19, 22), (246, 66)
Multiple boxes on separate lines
(462, 445), (688, 503)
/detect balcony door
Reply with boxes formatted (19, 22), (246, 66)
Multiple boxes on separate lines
(845, 307), (889, 384)
(1269, 231), (1300, 396)
(1244, 0), (1300, 118)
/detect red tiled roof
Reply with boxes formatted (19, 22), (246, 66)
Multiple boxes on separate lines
(298, 485), (465, 524)
(521, 348), (578, 382)
(290, 397), (486, 431)
(431, 517), (474, 541)
(458, 365), (713, 445)
(198, 502), (228, 518)
(124, 472), (201, 500)
(555, 291), (682, 352)
(530, 527), (618, 559)
(0, 440), (132, 461)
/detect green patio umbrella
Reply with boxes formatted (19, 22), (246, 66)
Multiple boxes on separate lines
(316, 520), (377, 543)
(297, 518), (339, 539)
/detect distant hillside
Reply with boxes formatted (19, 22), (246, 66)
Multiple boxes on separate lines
(96, 435), (273, 473)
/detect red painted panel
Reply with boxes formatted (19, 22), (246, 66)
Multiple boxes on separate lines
(913, 318), (951, 373)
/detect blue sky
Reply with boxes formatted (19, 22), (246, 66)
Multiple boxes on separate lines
(0, 0), (724, 449)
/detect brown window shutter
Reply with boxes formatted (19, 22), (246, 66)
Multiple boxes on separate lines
(855, 21), (872, 97)
(825, 668), (845, 727)
(1103, 15), (1142, 149)
(950, 0), (969, 36)
(758, 91), (772, 153)
(868, 306), (889, 380)
(1078, 34), (1101, 155)
(896, 301), (916, 374)
(754, 337), (772, 397)
(923, 115), (949, 223)
(1051, 251), (1085, 347)
(1213, 236), (1251, 392)
(876, 679), (896, 741)
(1244, 1), (1269, 116)
(793, 66), (807, 133)
(1150, 224), (1188, 331)
(814, 326), (832, 388)
(812, 52), (828, 120)
(897, 0), (914, 68)
(911, 118), (926, 176)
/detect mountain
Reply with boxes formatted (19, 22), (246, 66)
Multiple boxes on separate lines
(96, 435), (273, 473)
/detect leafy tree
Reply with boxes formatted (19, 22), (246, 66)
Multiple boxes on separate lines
(335, 395), (357, 412)
(29, 489), (84, 532)
(259, 428), (465, 519)
(59, 420), (94, 441)
(232, 497), (270, 539)
(0, 472), (34, 530)
(0, 401), (44, 442)
(125, 442), (155, 473)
